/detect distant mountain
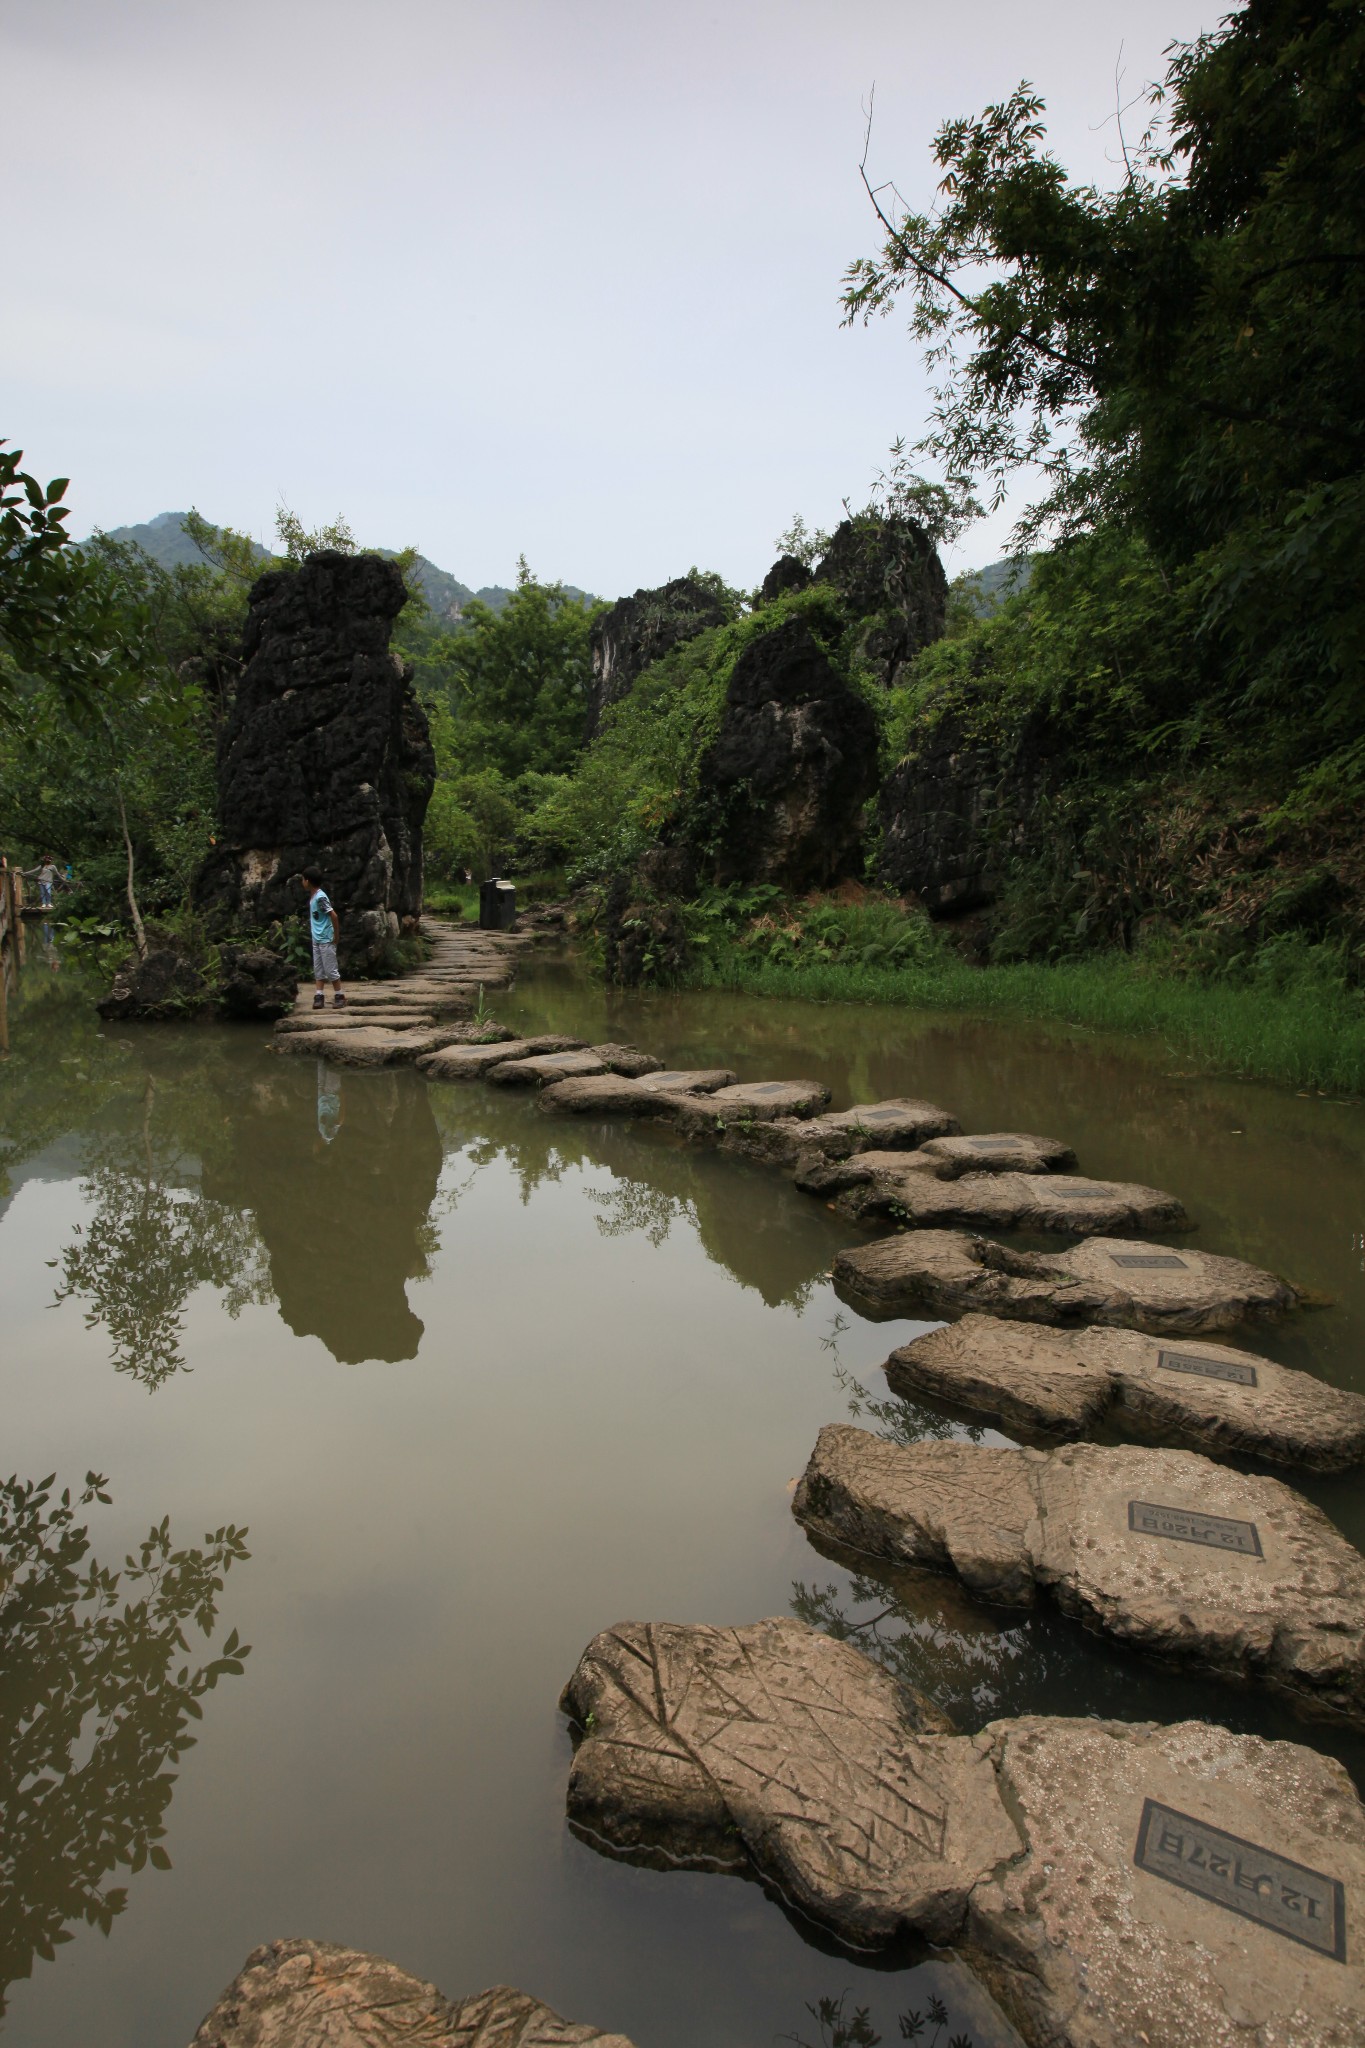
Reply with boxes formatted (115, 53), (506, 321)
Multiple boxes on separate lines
(94, 512), (594, 620)
(959, 556), (1032, 608)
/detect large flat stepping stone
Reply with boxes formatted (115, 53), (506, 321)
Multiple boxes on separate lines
(810, 1160), (1188, 1235)
(418, 1034), (584, 1079)
(834, 1229), (1295, 1333)
(905, 1130), (1075, 1176)
(275, 1008), (437, 1035)
(488, 1043), (665, 1088)
(885, 1314), (1365, 1471)
(794, 1427), (1365, 1722)
(561, 1615), (1015, 1941)
(636, 1066), (737, 1093)
(276, 1023), (495, 1068)
(666, 1079), (833, 1138)
(561, 1620), (1365, 2043)
(537, 1074), (732, 1117)
(720, 1098), (961, 1167)
(191, 1937), (636, 2046)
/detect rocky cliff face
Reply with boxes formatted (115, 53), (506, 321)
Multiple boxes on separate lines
(194, 552), (434, 970)
(813, 513), (947, 688)
(585, 575), (729, 739)
(877, 709), (1053, 915)
(694, 619), (880, 890)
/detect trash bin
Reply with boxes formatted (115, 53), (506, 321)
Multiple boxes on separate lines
(478, 878), (516, 931)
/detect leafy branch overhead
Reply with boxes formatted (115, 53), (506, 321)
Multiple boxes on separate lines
(844, 2), (1365, 723)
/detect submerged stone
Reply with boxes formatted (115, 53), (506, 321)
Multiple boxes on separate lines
(190, 1937), (636, 2046)
(794, 1427), (1365, 1723)
(834, 1229), (1296, 1333)
(885, 1314), (1365, 1471)
(809, 1160), (1188, 1235)
(418, 1035), (585, 1079)
(560, 1619), (1365, 2046)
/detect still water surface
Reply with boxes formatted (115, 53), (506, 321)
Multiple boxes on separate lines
(1, 941), (1363, 2047)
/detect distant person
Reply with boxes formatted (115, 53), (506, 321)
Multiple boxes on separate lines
(23, 853), (61, 908)
(302, 867), (346, 1009)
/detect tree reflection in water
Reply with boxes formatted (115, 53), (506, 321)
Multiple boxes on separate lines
(50, 1079), (271, 1390)
(0, 1472), (249, 2012)
(786, 1989), (975, 2048)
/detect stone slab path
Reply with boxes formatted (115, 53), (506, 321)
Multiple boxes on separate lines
(486, 1045), (663, 1087)
(561, 1616), (1365, 2047)
(418, 1035), (586, 1080)
(190, 1937), (636, 2046)
(803, 1156), (1189, 1234)
(885, 1314), (1365, 1470)
(793, 1426), (1365, 1722)
(835, 1229), (1296, 1333)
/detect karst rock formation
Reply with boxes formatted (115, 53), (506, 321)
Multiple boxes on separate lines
(194, 551), (434, 971)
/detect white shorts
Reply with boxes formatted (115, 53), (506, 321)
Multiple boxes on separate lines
(312, 938), (339, 981)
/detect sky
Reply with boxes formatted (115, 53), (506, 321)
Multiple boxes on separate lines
(4, 0), (1222, 595)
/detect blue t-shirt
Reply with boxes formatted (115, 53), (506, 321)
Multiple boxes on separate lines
(309, 889), (336, 943)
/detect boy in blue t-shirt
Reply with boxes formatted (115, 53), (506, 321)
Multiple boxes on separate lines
(302, 867), (347, 1009)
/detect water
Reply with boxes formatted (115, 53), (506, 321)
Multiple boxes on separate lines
(1, 939), (1363, 2048)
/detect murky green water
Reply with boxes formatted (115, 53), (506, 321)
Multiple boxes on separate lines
(2, 937), (1363, 2047)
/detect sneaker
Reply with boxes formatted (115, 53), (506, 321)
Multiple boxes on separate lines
(313, 993), (325, 1009)
(332, 991), (347, 1008)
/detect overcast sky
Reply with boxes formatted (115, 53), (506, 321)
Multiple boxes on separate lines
(4, 0), (1221, 595)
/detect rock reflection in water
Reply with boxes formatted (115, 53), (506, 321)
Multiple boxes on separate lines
(0, 1473), (249, 2014)
(204, 1060), (444, 1364)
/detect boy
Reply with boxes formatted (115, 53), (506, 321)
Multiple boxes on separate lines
(302, 868), (347, 1009)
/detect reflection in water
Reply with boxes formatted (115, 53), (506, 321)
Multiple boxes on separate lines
(788, 1987), (980, 2048)
(0, 1473), (249, 2014)
(429, 1086), (827, 1309)
(53, 1079), (270, 1389)
(204, 1061), (443, 1364)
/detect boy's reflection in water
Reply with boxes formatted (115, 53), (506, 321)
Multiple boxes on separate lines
(316, 1060), (343, 1146)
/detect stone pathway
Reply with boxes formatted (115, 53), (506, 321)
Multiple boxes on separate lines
(834, 1228), (1296, 1333)
(561, 1616), (1365, 2047)
(884, 1314), (1365, 1470)
(191, 1937), (636, 2046)
(793, 1426), (1365, 1723)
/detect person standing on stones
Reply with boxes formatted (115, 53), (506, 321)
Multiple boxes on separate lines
(302, 868), (347, 1010)
(22, 853), (62, 908)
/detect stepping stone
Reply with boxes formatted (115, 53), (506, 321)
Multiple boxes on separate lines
(635, 1067), (737, 1093)
(834, 1229), (1296, 1333)
(276, 1022), (490, 1068)
(807, 1160), (1189, 1235)
(275, 1009), (437, 1035)
(191, 1937), (637, 2046)
(885, 1314), (1365, 1471)
(489, 1043), (665, 1088)
(666, 1079), (832, 1138)
(719, 1098), (960, 1167)
(561, 1615), (1009, 1939)
(417, 1034), (584, 1079)
(908, 1130), (1075, 1177)
(561, 1619), (1365, 2043)
(538, 1075), (725, 1117)
(793, 1426), (1365, 1723)
(488, 1048), (610, 1086)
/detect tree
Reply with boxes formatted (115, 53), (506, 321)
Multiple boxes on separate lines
(443, 558), (599, 776)
(844, 0), (1365, 731)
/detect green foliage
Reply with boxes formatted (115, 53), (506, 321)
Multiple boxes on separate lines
(0, 1471), (250, 2007)
(685, 886), (945, 975)
(845, 1), (1365, 732)
(431, 557), (600, 779)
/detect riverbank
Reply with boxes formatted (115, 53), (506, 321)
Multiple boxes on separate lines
(688, 941), (1365, 1097)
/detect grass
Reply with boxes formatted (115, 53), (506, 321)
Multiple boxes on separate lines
(690, 939), (1365, 1097)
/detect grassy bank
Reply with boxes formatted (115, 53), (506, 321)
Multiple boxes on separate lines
(689, 940), (1365, 1097)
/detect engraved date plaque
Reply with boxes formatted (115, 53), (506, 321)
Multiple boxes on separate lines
(969, 1137), (1007, 1148)
(1110, 1253), (1188, 1269)
(1128, 1499), (1263, 1556)
(1159, 1347), (1259, 1388)
(1134, 1798), (1347, 1959)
